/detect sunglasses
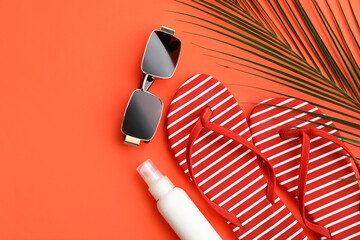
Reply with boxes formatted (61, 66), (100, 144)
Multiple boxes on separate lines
(121, 26), (182, 146)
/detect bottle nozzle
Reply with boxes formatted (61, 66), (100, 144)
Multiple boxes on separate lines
(137, 159), (164, 187)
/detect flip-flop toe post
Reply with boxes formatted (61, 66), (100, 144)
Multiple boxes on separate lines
(249, 98), (360, 240)
(167, 75), (307, 240)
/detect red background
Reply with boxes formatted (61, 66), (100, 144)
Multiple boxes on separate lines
(0, 0), (359, 239)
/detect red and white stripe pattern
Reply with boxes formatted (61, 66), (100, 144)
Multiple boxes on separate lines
(167, 75), (307, 240)
(249, 98), (360, 240)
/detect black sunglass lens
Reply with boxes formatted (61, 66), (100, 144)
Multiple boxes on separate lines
(142, 31), (181, 78)
(122, 90), (163, 140)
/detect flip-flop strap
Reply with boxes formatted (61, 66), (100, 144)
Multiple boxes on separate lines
(279, 127), (360, 239)
(186, 113), (241, 227)
(186, 106), (276, 228)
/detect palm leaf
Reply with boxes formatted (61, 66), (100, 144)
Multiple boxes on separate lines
(172, 0), (360, 153)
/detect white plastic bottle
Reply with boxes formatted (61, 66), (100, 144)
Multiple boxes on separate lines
(137, 159), (222, 240)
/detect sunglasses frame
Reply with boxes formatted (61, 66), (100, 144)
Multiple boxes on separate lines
(122, 26), (181, 147)
(140, 26), (181, 92)
(122, 89), (163, 146)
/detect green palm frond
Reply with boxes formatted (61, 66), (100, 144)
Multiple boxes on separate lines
(172, 0), (360, 148)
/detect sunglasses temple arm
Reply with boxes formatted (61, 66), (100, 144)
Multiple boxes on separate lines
(141, 74), (155, 92)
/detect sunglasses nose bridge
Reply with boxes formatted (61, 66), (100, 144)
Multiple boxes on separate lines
(141, 74), (155, 91)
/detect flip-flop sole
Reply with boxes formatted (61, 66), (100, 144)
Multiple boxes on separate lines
(167, 75), (307, 240)
(249, 98), (360, 240)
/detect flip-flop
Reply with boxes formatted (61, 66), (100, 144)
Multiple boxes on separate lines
(249, 98), (360, 240)
(167, 74), (307, 240)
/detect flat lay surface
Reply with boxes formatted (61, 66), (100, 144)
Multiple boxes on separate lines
(0, 0), (359, 240)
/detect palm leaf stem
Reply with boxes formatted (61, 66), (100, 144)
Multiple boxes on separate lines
(333, 135), (360, 147)
(273, 115), (360, 139)
(224, 80), (360, 140)
(288, 117), (360, 139)
(203, 50), (360, 114)
(210, 58), (360, 121)
(338, 153), (360, 163)
(249, 113), (360, 142)
(260, 104), (360, 129)
(337, 178), (360, 181)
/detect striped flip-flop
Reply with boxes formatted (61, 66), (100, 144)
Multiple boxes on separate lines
(249, 98), (360, 240)
(167, 74), (307, 240)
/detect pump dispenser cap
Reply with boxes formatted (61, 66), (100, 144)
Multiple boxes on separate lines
(137, 159), (163, 187)
(137, 159), (174, 200)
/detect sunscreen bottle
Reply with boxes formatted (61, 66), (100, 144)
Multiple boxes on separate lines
(137, 159), (222, 240)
